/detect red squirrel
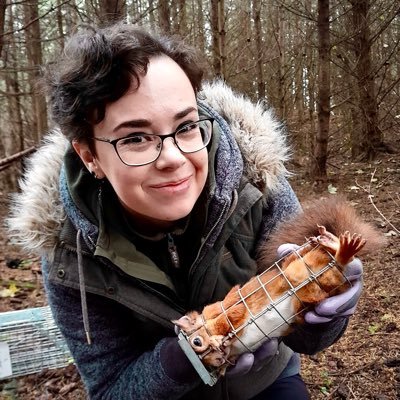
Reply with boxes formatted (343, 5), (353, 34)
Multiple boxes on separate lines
(173, 197), (386, 374)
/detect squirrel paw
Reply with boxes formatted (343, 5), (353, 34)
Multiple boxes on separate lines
(209, 335), (225, 350)
(336, 232), (366, 265)
(314, 225), (340, 252)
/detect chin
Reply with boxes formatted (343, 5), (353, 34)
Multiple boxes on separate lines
(161, 205), (193, 222)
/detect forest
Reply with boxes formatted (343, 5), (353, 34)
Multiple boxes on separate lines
(0, 0), (399, 399)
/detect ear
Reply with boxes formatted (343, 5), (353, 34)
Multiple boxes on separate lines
(72, 139), (105, 179)
(172, 313), (201, 333)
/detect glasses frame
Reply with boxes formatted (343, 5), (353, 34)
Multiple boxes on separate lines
(91, 118), (214, 167)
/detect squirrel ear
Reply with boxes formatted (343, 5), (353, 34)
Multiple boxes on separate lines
(172, 315), (194, 331)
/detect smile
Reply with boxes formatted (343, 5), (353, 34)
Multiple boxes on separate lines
(150, 176), (191, 193)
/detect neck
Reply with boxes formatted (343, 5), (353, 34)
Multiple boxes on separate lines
(121, 205), (188, 238)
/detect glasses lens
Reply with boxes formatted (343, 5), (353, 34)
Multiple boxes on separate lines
(175, 119), (212, 153)
(116, 135), (161, 166)
(114, 119), (213, 166)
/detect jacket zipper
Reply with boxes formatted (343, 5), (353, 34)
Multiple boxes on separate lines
(188, 200), (229, 279)
(167, 233), (180, 269)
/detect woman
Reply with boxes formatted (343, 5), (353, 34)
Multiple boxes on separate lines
(8, 23), (362, 399)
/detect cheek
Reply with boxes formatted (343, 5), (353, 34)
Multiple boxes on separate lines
(105, 165), (145, 201)
(190, 150), (209, 182)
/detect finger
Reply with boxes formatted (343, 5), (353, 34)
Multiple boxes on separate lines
(253, 338), (279, 371)
(277, 243), (300, 258)
(314, 280), (363, 315)
(305, 303), (359, 323)
(304, 311), (334, 324)
(343, 258), (363, 281)
(254, 338), (279, 362)
(226, 353), (254, 376)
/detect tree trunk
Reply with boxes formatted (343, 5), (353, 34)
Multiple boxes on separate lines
(98, 0), (126, 23)
(23, 0), (48, 142)
(210, 0), (226, 79)
(305, 0), (316, 156)
(158, 0), (171, 34)
(148, 0), (156, 29)
(350, 0), (385, 160)
(252, 0), (265, 99)
(0, 0), (7, 56)
(276, 5), (286, 119)
(57, 0), (65, 49)
(196, 0), (205, 55)
(173, 0), (186, 35)
(310, 0), (330, 182)
(294, 16), (305, 123)
(2, 6), (23, 192)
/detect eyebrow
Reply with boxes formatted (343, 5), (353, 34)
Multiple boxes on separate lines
(112, 106), (198, 133)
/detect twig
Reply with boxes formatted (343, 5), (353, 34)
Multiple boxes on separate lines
(0, 146), (36, 168)
(356, 168), (400, 235)
(329, 359), (380, 377)
(326, 377), (346, 399)
(367, 194), (400, 235)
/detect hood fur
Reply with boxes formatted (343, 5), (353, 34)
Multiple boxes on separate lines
(201, 81), (290, 191)
(7, 81), (290, 256)
(7, 131), (68, 256)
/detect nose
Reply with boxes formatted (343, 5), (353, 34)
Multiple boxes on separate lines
(155, 137), (186, 169)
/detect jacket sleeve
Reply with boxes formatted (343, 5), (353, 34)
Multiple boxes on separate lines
(41, 258), (200, 400)
(283, 318), (348, 355)
(258, 178), (350, 354)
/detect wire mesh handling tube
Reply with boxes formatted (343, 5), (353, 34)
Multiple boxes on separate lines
(226, 242), (345, 339)
(197, 242), (347, 356)
(0, 306), (73, 379)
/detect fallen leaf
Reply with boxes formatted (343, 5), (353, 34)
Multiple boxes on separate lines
(328, 184), (337, 194)
(0, 283), (19, 298)
(59, 382), (78, 395)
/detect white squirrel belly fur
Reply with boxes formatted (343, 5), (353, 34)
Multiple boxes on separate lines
(229, 296), (295, 358)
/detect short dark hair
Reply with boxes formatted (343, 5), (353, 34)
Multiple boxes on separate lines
(42, 23), (204, 142)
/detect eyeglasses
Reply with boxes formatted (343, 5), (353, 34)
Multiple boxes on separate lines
(91, 118), (214, 166)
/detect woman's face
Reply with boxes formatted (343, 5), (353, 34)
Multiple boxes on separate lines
(74, 56), (209, 230)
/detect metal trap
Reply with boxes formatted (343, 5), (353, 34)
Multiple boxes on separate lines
(0, 306), (73, 379)
(178, 241), (350, 385)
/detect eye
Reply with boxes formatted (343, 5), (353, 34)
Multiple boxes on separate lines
(191, 336), (203, 348)
(117, 134), (157, 153)
(177, 121), (199, 134)
(119, 134), (151, 145)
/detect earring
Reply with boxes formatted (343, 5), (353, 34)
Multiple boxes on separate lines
(90, 170), (98, 179)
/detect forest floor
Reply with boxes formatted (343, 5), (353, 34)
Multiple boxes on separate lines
(0, 150), (399, 399)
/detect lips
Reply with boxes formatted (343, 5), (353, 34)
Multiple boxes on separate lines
(150, 176), (191, 189)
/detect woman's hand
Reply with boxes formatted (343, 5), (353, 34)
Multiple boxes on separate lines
(277, 244), (363, 324)
(226, 338), (279, 376)
(304, 258), (363, 323)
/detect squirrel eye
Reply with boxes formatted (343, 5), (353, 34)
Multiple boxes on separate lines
(191, 336), (203, 347)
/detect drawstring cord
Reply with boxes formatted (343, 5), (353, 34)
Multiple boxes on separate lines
(77, 229), (92, 345)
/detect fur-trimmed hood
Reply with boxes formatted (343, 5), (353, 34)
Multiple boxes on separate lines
(7, 80), (290, 256)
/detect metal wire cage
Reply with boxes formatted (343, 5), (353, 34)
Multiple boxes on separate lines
(220, 241), (347, 348)
(178, 241), (351, 385)
(0, 306), (72, 379)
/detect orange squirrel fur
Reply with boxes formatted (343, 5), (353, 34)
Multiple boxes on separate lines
(173, 197), (386, 372)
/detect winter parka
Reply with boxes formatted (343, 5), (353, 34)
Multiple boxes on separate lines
(8, 81), (348, 400)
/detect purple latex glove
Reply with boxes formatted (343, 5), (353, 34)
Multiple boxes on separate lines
(277, 244), (363, 324)
(226, 338), (279, 376)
